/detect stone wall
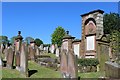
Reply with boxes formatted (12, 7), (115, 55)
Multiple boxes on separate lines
(97, 40), (110, 71)
(105, 61), (120, 78)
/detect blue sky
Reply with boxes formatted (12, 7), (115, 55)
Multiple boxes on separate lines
(2, 2), (118, 44)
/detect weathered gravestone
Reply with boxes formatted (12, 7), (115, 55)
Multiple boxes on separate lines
(40, 44), (44, 51)
(35, 45), (40, 56)
(0, 49), (2, 67)
(67, 49), (78, 78)
(56, 48), (60, 57)
(15, 31), (23, 71)
(6, 46), (14, 69)
(51, 44), (55, 54)
(60, 49), (68, 78)
(44, 46), (49, 53)
(60, 49), (78, 78)
(20, 42), (28, 77)
(3, 48), (8, 61)
(28, 40), (36, 61)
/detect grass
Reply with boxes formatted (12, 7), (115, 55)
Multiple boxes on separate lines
(78, 71), (105, 78)
(2, 61), (62, 78)
(2, 53), (105, 78)
(43, 52), (57, 59)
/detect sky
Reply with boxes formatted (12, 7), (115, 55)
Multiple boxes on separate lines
(2, 2), (118, 44)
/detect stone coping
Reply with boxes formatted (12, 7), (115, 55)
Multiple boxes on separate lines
(105, 61), (120, 68)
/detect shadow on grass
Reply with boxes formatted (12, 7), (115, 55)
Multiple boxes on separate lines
(28, 69), (38, 77)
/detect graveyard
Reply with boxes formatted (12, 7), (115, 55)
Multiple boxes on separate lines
(0, 9), (120, 79)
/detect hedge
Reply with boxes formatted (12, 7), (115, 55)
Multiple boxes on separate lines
(78, 58), (99, 67)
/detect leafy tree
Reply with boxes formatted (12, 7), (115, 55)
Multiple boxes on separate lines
(103, 13), (120, 34)
(44, 44), (50, 47)
(25, 37), (34, 45)
(35, 38), (43, 47)
(104, 13), (120, 63)
(51, 26), (66, 47)
(109, 30), (120, 63)
(0, 36), (9, 44)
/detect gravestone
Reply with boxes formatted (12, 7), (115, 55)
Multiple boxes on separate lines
(40, 44), (44, 50)
(0, 49), (2, 67)
(60, 49), (68, 78)
(51, 44), (55, 54)
(60, 49), (78, 78)
(6, 46), (14, 69)
(35, 45), (40, 56)
(28, 40), (36, 61)
(29, 46), (36, 61)
(15, 31), (23, 71)
(56, 48), (60, 57)
(44, 46), (49, 53)
(67, 49), (78, 78)
(20, 43), (28, 77)
(3, 48), (8, 61)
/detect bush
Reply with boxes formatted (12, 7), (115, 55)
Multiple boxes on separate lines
(78, 58), (99, 72)
(78, 58), (99, 67)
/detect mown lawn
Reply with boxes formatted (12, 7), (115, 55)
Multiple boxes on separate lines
(78, 71), (105, 78)
(2, 61), (62, 78)
(2, 53), (105, 78)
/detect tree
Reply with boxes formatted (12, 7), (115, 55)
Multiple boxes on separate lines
(34, 38), (43, 47)
(0, 36), (9, 44)
(103, 13), (120, 34)
(10, 36), (17, 45)
(109, 30), (120, 63)
(25, 37), (34, 45)
(104, 13), (120, 63)
(51, 26), (66, 47)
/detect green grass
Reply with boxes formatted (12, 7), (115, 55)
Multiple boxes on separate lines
(2, 52), (105, 78)
(28, 61), (61, 78)
(2, 61), (62, 78)
(78, 71), (105, 78)
(43, 52), (57, 59)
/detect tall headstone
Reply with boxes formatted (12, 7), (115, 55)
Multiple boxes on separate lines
(60, 49), (68, 78)
(56, 48), (60, 57)
(15, 31), (23, 70)
(35, 45), (40, 56)
(39, 44), (44, 51)
(51, 44), (55, 54)
(3, 48), (8, 61)
(0, 49), (2, 67)
(28, 40), (36, 61)
(60, 31), (78, 78)
(20, 42), (28, 77)
(67, 49), (78, 78)
(60, 49), (78, 78)
(6, 46), (14, 69)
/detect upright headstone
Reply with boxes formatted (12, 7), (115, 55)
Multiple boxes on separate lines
(51, 44), (55, 54)
(40, 44), (44, 51)
(20, 43), (28, 77)
(3, 48), (8, 61)
(6, 46), (14, 69)
(56, 48), (60, 57)
(60, 49), (68, 78)
(60, 31), (77, 78)
(15, 31), (23, 71)
(35, 46), (40, 56)
(68, 49), (78, 78)
(29, 40), (36, 61)
(0, 49), (2, 67)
